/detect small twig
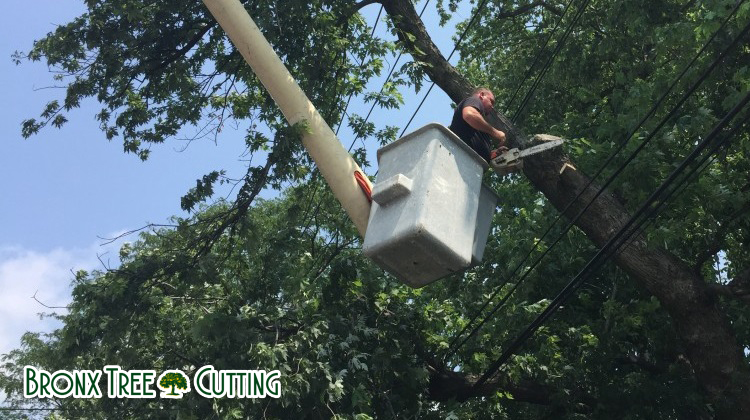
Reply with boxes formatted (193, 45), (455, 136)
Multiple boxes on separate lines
(31, 290), (70, 310)
(97, 223), (179, 245)
(165, 295), (226, 302)
(96, 252), (114, 272)
(31, 85), (67, 91)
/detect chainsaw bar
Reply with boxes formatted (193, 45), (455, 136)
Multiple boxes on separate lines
(490, 138), (564, 174)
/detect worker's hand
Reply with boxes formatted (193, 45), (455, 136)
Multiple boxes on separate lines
(490, 130), (508, 160)
(492, 128), (507, 145)
(492, 129), (505, 146)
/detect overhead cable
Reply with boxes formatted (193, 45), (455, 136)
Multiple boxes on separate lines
(473, 89), (750, 388)
(335, 5), (384, 136)
(503, 0), (576, 113)
(510, 0), (592, 123)
(444, 2), (749, 361)
(399, 0), (493, 137)
(346, 0), (432, 151)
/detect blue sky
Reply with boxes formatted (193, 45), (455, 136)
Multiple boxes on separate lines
(0, 1), (468, 357)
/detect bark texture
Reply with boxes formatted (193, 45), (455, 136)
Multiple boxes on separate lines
(379, 0), (749, 416)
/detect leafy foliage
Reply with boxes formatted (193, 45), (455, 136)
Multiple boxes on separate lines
(4, 0), (750, 418)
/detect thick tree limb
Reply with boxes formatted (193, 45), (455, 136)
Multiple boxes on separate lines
(693, 201), (750, 272)
(338, 0), (381, 23)
(143, 22), (216, 76)
(379, 0), (526, 147)
(708, 268), (750, 303)
(190, 154), (275, 262)
(414, 341), (560, 407)
(426, 366), (595, 414)
(166, 22), (215, 66)
(379, 0), (750, 416)
(352, 0), (380, 11)
(427, 366), (550, 404)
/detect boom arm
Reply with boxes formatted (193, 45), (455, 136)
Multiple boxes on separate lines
(202, 0), (372, 236)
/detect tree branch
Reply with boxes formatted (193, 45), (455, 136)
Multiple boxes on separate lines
(338, 0), (382, 24)
(426, 365), (594, 414)
(31, 291), (70, 310)
(693, 201), (750, 272)
(254, 322), (304, 342)
(139, 21), (216, 79)
(352, 0), (380, 11)
(380, 0), (526, 147)
(427, 366), (550, 404)
(412, 331), (591, 410)
(708, 268), (750, 304)
(496, 1), (562, 20)
(379, 0), (750, 415)
(190, 155), (275, 263)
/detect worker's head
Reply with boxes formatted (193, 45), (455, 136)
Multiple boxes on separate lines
(472, 87), (495, 112)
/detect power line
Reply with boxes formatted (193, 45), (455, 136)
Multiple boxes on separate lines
(336, 5), (384, 137)
(297, 1), (433, 237)
(473, 88), (750, 388)
(443, 2), (749, 361)
(511, 0), (592, 124)
(503, 0), (576, 114)
(346, 0), (433, 151)
(445, 0), (597, 359)
(615, 118), (748, 265)
(296, 4), (389, 230)
(446, 29), (749, 363)
(344, 52), (401, 152)
(476, 94), (749, 387)
(399, 0), (493, 138)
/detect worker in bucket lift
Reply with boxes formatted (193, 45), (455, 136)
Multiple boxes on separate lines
(449, 87), (507, 163)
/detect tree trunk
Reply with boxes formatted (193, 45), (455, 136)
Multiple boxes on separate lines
(379, 0), (749, 416)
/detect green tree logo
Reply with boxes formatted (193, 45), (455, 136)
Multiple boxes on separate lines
(157, 370), (191, 399)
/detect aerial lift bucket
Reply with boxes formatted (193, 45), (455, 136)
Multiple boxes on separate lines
(363, 124), (498, 287)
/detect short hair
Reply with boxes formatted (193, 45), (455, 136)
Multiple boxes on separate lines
(472, 87), (493, 96)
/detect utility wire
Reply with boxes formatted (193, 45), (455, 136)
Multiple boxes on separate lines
(443, 3), (749, 361)
(297, 1), (433, 238)
(336, 5), (384, 136)
(446, 0), (603, 358)
(511, 0), (592, 124)
(345, 49), (401, 152)
(297, 4), (388, 229)
(473, 89), (750, 388)
(616, 118), (748, 264)
(399, 0), (493, 137)
(346, 0), (433, 151)
(504, 0), (576, 114)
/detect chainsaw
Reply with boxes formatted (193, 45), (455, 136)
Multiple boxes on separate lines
(490, 136), (565, 175)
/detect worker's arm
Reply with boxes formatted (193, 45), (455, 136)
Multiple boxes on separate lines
(462, 106), (507, 146)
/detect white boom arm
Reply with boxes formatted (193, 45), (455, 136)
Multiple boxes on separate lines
(203, 0), (372, 236)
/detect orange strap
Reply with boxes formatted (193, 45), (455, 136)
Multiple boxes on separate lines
(354, 171), (372, 203)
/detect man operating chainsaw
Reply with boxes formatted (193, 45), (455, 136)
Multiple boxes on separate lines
(449, 87), (507, 163)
